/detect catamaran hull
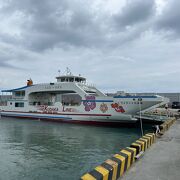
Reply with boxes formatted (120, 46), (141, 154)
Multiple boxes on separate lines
(0, 111), (137, 126)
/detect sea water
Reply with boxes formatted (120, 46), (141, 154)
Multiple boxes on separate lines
(0, 117), (153, 180)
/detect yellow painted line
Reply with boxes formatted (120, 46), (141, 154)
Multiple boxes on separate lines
(136, 140), (145, 151)
(150, 133), (155, 142)
(146, 135), (153, 144)
(114, 154), (125, 177)
(146, 134), (155, 143)
(139, 138), (148, 149)
(143, 136), (151, 146)
(127, 147), (136, 163)
(81, 173), (96, 180)
(95, 166), (109, 180)
(121, 149), (131, 170)
(131, 142), (142, 152)
(105, 159), (118, 180)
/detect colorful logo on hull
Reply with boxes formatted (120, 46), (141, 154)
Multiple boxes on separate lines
(100, 103), (108, 113)
(111, 103), (125, 113)
(37, 105), (58, 113)
(63, 107), (78, 112)
(83, 96), (96, 112)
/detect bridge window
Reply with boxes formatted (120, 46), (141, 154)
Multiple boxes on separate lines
(15, 102), (24, 107)
(15, 91), (25, 97)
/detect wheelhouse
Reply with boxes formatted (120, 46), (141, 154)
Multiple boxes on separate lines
(56, 75), (86, 83)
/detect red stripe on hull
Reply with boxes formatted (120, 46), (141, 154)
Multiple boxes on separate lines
(1, 110), (111, 116)
(1, 115), (136, 127)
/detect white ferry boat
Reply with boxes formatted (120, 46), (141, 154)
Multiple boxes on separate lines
(0, 72), (166, 125)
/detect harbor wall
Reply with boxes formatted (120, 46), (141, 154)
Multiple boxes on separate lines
(81, 117), (176, 180)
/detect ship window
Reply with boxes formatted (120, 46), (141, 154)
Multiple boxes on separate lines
(61, 78), (65, 82)
(15, 91), (25, 97)
(15, 102), (24, 107)
(62, 94), (82, 106)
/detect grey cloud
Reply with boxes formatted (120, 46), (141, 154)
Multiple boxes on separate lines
(1, 0), (104, 51)
(156, 0), (180, 37)
(113, 0), (155, 28)
(0, 42), (35, 70)
(0, 32), (20, 46)
(104, 0), (156, 47)
(0, 0), (156, 52)
(0, 57), (19, 69)
(1, 0), (177, 56)
(0, 61), (16, 68)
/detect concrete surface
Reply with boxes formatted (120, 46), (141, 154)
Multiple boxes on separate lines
(121, 119), (180, 180)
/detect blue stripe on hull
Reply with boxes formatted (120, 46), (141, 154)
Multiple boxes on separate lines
(82, 100), (113, 102)
(113, 95), (157, 98)
(1, 113), (72, 120)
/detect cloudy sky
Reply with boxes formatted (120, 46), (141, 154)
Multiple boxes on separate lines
(0, 0), (180, 93)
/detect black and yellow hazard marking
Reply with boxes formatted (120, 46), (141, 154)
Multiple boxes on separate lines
(100, 162), (114, 180)
(136, 140), (146, 151)
(88, 169), (103, 179)
(130, 142), (141, 155)
(113, 153), (126, 177)
(165, 121), (170, 129)
(144, 135), (152, 145)
(150, 133), (156, 142)
(110, 155), (124, 178)
(145, 134), (153, 144)
(159, 118), (176, 135)
(135, 141), (144, 151)
(105, 159), (118, 180)
(81, 172), (96, 180)
(120, 149), (132, 170)
(139, 138), (148, 149)
(158, 118), (176, 136)
(95, 165), (110, 180)
(145, 133), (155, 144)
(142, 136), (151, 147)
(125, 147), (136, 164)
(81, 159), (119, 180)
(116, 151), (129, 172)
(81, 120), (176, 180)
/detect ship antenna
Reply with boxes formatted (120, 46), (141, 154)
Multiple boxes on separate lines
(58, 70), (61, 76)
(66, 67), (72, 75)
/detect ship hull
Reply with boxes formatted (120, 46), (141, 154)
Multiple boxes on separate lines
(0, 111), (137, 126)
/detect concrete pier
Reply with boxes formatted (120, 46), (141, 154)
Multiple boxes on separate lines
(121, 119), (180, 180)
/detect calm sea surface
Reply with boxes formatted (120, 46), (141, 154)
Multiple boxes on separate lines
(0, 117), (153, 180)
